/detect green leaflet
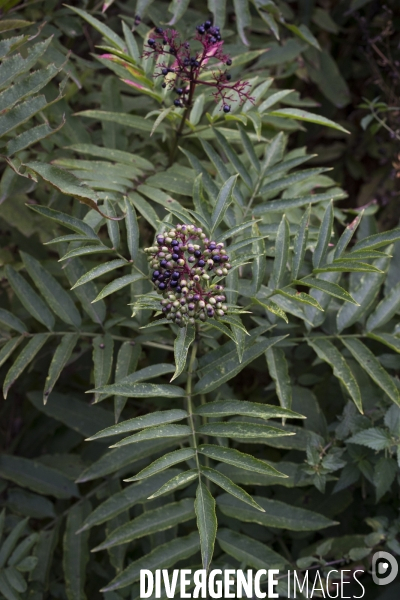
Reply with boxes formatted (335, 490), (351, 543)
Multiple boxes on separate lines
(27, 205), (99, 239)
(194, 400), (304, 420)
(307, 338), (362, 413)
(92, 272), (145, 302)
(3, 334), (48, 399)
(267, 107), (350, 133)
(110, 424), (191, 448)
(198, 444), (287, 478)
(92, 498), (195, 551)
(148, 470), (199, 499)
(0, 308), (27, 334)
(92, 334), (114, 403)
(341, 338), (400, 406)
(43, 334), (79, 404)
(195, 482), (216, 570)
(194, 336), (287, 394)
(217, 494), (338, 530)
(88, 383), (185, 399)
(125, 197), (139, 261)
(201, 467), (264, 512)
(101, 532), (199, 592)
(86, 409), (188, 441)
(217, 529), (287, 570)
(20, 252), (81, 328)
(0, 455), (79, 499)
(63, 501), (90, 600)
(70, 259), (126, 289)
(294, 277), (358, 304)
(366, 281), (400, 331)
(5, 266), (55, 331)
(197, 421), (295, 439)
(272, 215), (290, 288)
(266, 347), (292, 410)
(313, 200), (334, 268)
(171, 325), (195, 382)
(124, 448), (196, 482)
(78, 469), (184, 532)
(292, 205), (310, 279)
(210, 175), (238, 233)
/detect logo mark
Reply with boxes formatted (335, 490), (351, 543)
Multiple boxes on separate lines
(372, 551), (398, 586)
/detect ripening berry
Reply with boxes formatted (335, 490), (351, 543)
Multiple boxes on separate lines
(226, 58), (232, 66)
(148, 38), (156, 46)
(162, 68), (169, 75)
(223, 104), (231, 113)
(174, 99), (181, 107)
(155, 27), (163, 34)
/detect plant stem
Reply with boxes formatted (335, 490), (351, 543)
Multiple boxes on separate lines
(186, 338), (201, 475)
(169, 80), (196, 165)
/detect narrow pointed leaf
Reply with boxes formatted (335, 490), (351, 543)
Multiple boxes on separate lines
(202, 467), (265, 512)
(194, 400), (304, 420)
(266, 347), (292, 410)
(92, 273), (145, 302)
(195, 481), (216, 570)
(272, 215), (289, 289)
(0, 308), (26, 334)
(171, 325), (195, 381)
(210, 175), (237, 234)
(341, 338), (400, 406)
(100, 533), (199, 592)
(148, 470), (198, 499)
(27, 205), (98, 239)
(366, 281), (400, 331)
(198, 421), (294, 439)
(125, 197), (139, 261)
(63, 501), (90, 600)
(3, 334), (48, 399)
(87, 409), (187, 441)
(93, 499), (194, 552)
(307, 338), (362, 412)
(277, 288), (323, 310)
(333, 212), (363, 259)
(313, 200), (334, 268)
(217, 494), (338, 530)
(351, 227), (400, 252)
(71, 259), (126, 289)
(295, 277), (358, 304)
(198, 445), (287, 478)
(89, 383), (185, 399)
(110, 424), (191, 448)
(125, 448), (196, 481)
(20, 252), (81, 328)
(292, 205), (310, 279)
(5, 266), (55, 331)
(43, 333), (78, 404)
(92, 334), (114, 403)
(217, 529), (287, 570)
(0, 338), (23, 369)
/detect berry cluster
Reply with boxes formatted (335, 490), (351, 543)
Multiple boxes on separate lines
(143, 22), (253, 112)
(144, 224), (231, 327)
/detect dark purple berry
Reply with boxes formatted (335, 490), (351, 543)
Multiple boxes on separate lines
(134, 15), (141, 25)
(172, 253), (179, 261)
(213, 255), (221, 262)
(221, 255), (229, 262)
(155, 27), (163, 34)
(209, 243), (216, 250)
(162, 83), (167, 88)
(194, 250), (202, 258)
(174, 99), (181, 107)
(226, 59), (232, 66)
(225, 73), (232, 81)
(158, 282), (166, 290)
(204, 20), (212, 29)
(162, 68), (169, 75)
(160, 260), (168, 268)
(157, 236), (164, 244)
(210, 37), (217, 43)
(198, 259), (205, 267)
(176, 286), (182, 293)
(194, 294), (200, 301)
(176, 88), (183, 95)
(171, 240), (179, 246)
(198, 26), (205, 34)
(158, 275), (165, 282)
(148, 38), (156, 46)
(153, 270), (160, 278)
(170, 280), (178, 287)
(172, 272), (180, 280)
(216, 34), (221, 40)
(223, 104), (231, 113)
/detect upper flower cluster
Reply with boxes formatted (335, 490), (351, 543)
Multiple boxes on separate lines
(144, 224), (231, 327)
(143, 22), (254, 112)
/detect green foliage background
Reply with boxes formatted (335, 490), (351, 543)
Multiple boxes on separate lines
(0, 0), (399, 598)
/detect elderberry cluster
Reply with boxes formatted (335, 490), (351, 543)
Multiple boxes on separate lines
(143, 23), (253, 112)
(144, 224), (231, 327)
